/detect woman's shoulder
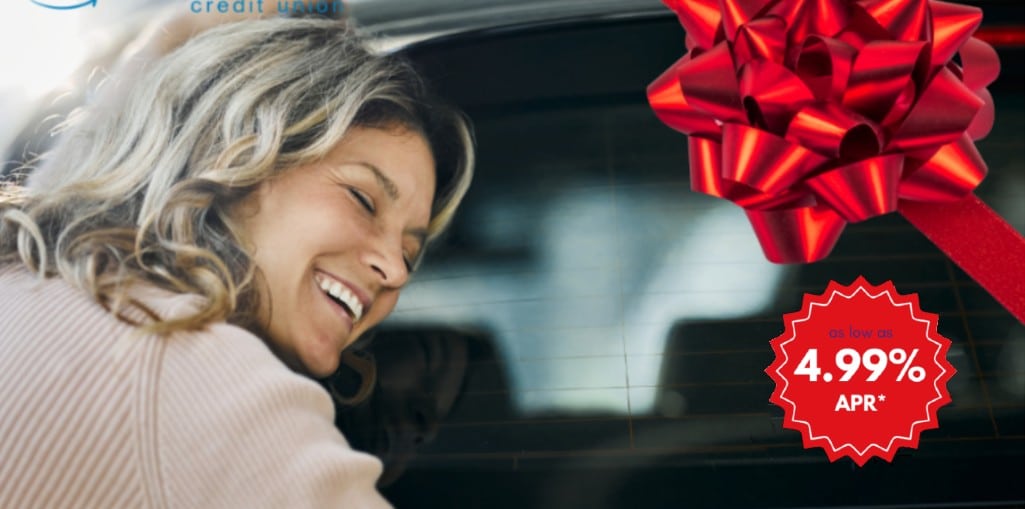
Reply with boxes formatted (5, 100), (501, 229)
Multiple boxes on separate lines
(0, 264), (243, 340)
(147, 291), (392, 508)
(0, 264), (284, 395)
(0, 264), (141, 342)
(0, 265), (390, 508)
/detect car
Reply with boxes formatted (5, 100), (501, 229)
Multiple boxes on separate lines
(354, 1), (1025, 508)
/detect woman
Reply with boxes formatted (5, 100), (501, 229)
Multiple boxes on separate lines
(0, 16), (472, 508)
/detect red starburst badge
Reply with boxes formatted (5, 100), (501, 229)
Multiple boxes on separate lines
(766, 277), (956, 466)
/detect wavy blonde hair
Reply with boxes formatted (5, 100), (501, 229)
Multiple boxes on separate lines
(0, 18), (473, 344)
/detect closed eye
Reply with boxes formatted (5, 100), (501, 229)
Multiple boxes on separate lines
(404, 244), (424, 274)
(349, 187), (376, 214)
(402, 247), (418, 274)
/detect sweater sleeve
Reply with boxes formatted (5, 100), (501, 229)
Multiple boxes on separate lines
(152, 320), (392, 509)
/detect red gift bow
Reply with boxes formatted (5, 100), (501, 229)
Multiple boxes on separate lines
(648, 0), (1025, 323)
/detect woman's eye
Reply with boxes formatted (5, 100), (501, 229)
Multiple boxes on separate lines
(349, 188), (375, 214)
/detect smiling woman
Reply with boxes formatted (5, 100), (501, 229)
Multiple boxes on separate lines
(239, 126), (438, 377)
(0, 17), (472, 508)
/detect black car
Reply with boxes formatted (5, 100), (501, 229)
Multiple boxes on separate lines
(353, 1), (1025, 508)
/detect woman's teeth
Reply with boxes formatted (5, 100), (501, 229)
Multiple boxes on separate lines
(315, 275), (364, 322)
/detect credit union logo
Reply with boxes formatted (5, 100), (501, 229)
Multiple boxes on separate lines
(30, 0), (97, 10)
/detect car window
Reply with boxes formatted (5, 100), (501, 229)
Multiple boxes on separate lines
(366, 13), (1025, 509)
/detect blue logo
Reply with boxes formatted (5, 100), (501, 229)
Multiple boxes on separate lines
(30, 0), (97, 10)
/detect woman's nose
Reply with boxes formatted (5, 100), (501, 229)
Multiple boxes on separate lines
(365, 238), (409, 288)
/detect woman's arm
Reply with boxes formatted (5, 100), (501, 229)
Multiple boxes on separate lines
(153, 320), (391, 508)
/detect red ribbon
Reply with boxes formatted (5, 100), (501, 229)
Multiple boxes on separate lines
(649, 0), (1025, 323)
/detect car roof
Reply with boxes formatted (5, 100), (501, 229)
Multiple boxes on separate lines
(348, 0), (670, 51)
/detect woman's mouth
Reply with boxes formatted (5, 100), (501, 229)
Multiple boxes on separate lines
(314, 272), (365, 323)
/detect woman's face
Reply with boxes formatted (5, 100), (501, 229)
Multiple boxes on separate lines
(238, 126), (436, 377)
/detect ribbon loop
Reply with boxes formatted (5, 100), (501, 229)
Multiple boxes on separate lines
(768, 0), (851, 50)
(734, 16), (788, 64)
(857, 0), (931, 42)
(677, 42), (747, 124)
(887, 66), (983, 153)
(662, 0), (722, 50)
(689, 136), (726, 197)
(746, 204), (847, 263)
(786, 102), (883, 160)
(719, 0), (775, 41)
(806, 154), (903, 222)
(722, 123), (829, 194)
(648, 56), (722, 137)
(898, 134), (986, 201)
(960, 37), (1000, 91)
(842, 41), (927, 124)
(928, 0), (982, 69)
(795, 36), (857, 101)
(739, 60), (816, 133)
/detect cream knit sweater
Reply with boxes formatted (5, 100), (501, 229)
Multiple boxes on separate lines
(0, 267), (392, 508)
